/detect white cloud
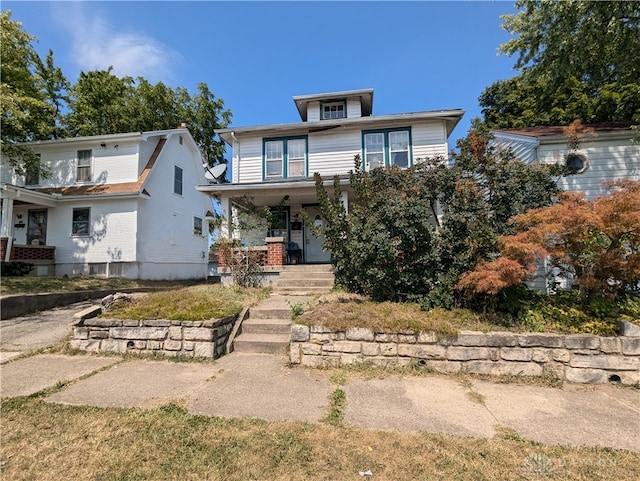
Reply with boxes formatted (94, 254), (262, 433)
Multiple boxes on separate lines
(54, 2), (181, 84)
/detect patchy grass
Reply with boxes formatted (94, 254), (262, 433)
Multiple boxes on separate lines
(297, 291), (637, 336)
(104, 285), (270, 321)
(1, 398), (638, 481)
(297, 293), (499, 339)
(0, 275), (201, 296)
(323, 388), (347, 426)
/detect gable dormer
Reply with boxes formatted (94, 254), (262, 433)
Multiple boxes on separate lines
(293, 88), (374, 122)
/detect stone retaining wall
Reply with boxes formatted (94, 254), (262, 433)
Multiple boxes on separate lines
(290, 326), (640, 385)
(71, 315), (237, 359)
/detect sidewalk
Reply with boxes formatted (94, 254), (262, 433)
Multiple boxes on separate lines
(2, 351), (639, 452)
(1, 302), (639, 452)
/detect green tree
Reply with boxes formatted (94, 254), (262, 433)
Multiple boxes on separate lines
(0, 10), (57, 175)
(64, 71), (231, 167)
(64, 68), (135, 136)
(480, 0), (640, 128)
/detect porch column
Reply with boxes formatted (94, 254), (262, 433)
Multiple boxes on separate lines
(265, 236), (285, 266)
(1, 197), (14, 261)
(219, 196), (234, 239)
(1, 197), (14, 238)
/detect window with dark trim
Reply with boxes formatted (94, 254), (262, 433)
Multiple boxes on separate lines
(193, 216), (203, 236)
(263, 136), (307, 179)
(362, 128), (412, 171)
(174, 165), (183, 195)
(72, 207), (90, 236)
(76, 150), (92, 182)
(321, 100), (346, 120)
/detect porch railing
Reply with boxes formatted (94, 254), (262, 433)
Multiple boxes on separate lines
(1, 238), (55, 261)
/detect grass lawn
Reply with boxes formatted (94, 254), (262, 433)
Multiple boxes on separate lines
(0, 275), (202, 296)
(1, 397), (638, 481)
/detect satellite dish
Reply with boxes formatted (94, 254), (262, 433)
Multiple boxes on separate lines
(204, 170), (216, 180)
(210, 163), (227, 179)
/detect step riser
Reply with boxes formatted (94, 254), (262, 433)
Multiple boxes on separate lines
(276, 279), (334, 287)
(279, 265), (333, 273)
(250, 308), (291, 319)
(233, 340), (288, 354)
(242, 323), (291, 335)
(278, 272), (335, 280)
(273, 287), (333, 293)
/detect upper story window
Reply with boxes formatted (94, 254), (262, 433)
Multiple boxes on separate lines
(263, 136), (307, 179)
(174, 165), (183, 195)
(322, 101), (346, 120)
(76, 150), (92, 182)
(363, 128), (412, 171)
(25, 154), (41, 186)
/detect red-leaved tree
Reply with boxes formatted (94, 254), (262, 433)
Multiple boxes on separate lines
(459, 180), (640, 299)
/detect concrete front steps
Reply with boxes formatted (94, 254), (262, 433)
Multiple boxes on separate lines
(273, 264), (334, 295)
(232, 296), (299, 355)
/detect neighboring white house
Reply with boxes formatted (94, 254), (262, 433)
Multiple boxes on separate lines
(492, 122), (640, 291)
(491, 122), (640, 200)
(1, 128), (213, 279)
(198, 88), (464, 266)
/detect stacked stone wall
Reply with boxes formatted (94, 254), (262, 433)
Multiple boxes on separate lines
(71, 315), (237, 358)
(290, 326), (640, 385)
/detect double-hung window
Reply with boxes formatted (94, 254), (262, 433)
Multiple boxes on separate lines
(76, 150), (92, 182)
(363, 128), (411, 171)
(193, 216), (203, 236)
(25, 154), (41, 186)
(72, 207), (90, 236)
(322, 101), (346, 120)
(263, 137), (307, 179)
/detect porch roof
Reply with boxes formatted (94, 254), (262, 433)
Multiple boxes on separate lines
(196, 176), (351, 205)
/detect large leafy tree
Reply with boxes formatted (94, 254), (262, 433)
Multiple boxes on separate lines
(0, 10), (61, 175)
(64, 71), (231, 166)
(481, 0), (640, 128)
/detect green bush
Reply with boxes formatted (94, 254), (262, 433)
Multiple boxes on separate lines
(0, 261), (34, 277)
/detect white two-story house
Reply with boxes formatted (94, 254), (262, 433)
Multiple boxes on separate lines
(1, 128), (213, 279)
(198, 88), (464, 268)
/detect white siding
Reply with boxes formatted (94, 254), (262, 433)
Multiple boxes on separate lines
(51, 198), (138, 274)
(136, 135), (210, 279)
(538, 137), (640, 200)
(347, 99), (362, 118)
(308, 130), (361, 176)
(233, 120), (450, 181)
(307, 101), (320, 122)
(235, 138), (263, 183)
(411, 121), (449, 161)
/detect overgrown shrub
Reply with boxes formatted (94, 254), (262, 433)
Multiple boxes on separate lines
(312, 128), (563, 306)
(0, 261), (34, 277)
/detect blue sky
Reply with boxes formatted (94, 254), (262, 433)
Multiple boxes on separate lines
(5, 1), (519, 152)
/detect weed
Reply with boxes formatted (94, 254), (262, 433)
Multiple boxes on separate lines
(324, 388), (346, 426)
(286, 300), (306, 319)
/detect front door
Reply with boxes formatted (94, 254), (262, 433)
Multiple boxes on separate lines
(27, 209), (47, 245)
(304, 206), (331, 263)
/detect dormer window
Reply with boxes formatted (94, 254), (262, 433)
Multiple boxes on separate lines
(322, 101), (346, 120)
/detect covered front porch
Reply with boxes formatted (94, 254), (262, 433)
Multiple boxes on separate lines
(1, 184), (58, 276)
(198, 177), (351, 272)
